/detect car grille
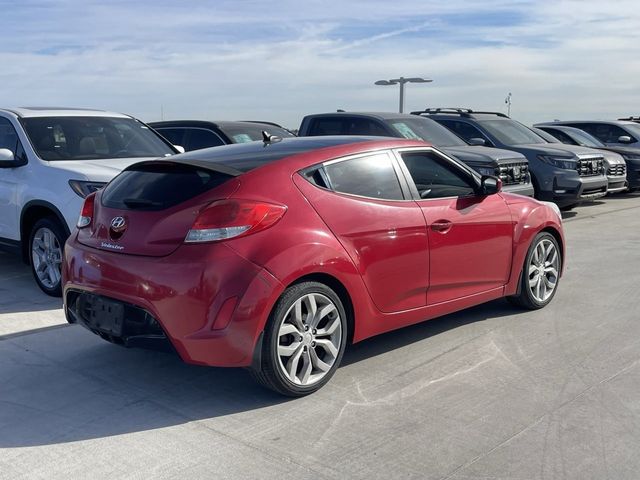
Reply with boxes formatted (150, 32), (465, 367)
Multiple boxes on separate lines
(577, 156), (605, 176)
(498, 161), (530, 185)
(607, 164), (626, 176)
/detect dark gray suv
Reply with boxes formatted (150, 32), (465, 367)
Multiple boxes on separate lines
(534, 124), (629, 193)
(298, 112), (533, 196)
(539, 120), (640, 191)
(412, 109), (608, 208)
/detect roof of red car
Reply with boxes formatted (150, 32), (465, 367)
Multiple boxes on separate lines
(164, 136), (431, 174)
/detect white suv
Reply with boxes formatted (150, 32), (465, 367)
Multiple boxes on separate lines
(0, 107), (177, 296)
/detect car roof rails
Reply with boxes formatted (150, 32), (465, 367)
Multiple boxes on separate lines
(618, 116), (640, 123)
(410, 108), (509, 118)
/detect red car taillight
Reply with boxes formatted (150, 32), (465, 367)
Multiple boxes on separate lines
(77, 192), (96, 228)
(185, 199), (287, 243)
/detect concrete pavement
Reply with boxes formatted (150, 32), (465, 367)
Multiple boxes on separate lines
(1, 194), (640, 479)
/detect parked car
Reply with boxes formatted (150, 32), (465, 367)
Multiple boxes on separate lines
(148, 120), (295, 151)
(548, 120), (640, 147)
(411, 108), (608, 208)
(537, 121), (640, 191)
(63, 136), (564, 396)
(534, 124), (629, 193)
(298, 112), (533, 196)
(0, 107), (178, 296)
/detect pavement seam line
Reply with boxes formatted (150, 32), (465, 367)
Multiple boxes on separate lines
(440, 356), (640, 479)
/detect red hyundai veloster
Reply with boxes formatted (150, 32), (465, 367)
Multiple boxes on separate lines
(63, 136), (564, 396)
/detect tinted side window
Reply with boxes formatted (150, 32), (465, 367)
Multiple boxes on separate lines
(0, 118), (19, 151)
(576, 123), (633, 143)
(308, 118), (345, 135)
(401, 151), (476, 199)
(324, 153), (404, 200)
(437, 120), (489, 145)
(343, 119), (389, 136)
(156, 128), (186, 147)
(0, 117), (26, 162)
(186, 128), (226, 150)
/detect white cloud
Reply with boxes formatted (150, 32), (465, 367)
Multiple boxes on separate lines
(0, 0), (639, 128)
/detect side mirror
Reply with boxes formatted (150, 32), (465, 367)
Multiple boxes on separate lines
(618, 135), (632, 143)
(173, 145), (185, 154)
(0, 148), (15, 166)
(468, 137), (486, 146)
(480, 175), (502, 195)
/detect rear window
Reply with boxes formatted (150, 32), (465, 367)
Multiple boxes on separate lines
(102, 163), (232, 211)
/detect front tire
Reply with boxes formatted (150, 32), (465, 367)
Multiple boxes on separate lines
(29, 217), (67, 297)
(508, 232), (562, 310)
(251, 281), (348, 396)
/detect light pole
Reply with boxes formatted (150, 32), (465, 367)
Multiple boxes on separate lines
(505, 92), (512, 116)
(374, 77), (433, 113)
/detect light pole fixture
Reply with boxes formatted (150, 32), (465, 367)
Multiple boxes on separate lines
(374, 77), (433, 113)
(504, 92), (512, 117)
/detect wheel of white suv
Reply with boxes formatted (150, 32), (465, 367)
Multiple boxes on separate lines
(508, 232), (562, 310)
(29, 217), (67, 297)
(252, 281), (348, 396)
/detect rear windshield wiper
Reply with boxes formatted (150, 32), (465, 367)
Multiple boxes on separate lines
(122, 198), (164, 209)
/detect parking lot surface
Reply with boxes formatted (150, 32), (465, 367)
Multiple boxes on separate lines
(2, 194), (640, 479)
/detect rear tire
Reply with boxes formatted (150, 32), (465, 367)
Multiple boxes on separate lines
(251, 281), (347, 396)
(508, 232), (562, 310)
(29, 217), (67, 297)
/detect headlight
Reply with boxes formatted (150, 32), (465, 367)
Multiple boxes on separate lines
(538, 155), (577, 170)
(622, 153), (640, 161)
(473, 166), (497, 176)
(68, 180), (107, 198)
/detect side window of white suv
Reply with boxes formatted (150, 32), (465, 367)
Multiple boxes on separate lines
(0, 117), (26, 163)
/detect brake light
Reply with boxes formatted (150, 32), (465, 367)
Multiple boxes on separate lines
(77, 192), (96, 228)
(185, 199), (287, 243)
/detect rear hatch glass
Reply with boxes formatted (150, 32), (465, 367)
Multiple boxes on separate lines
(77, 161), (238, 256)
(102, 162), (231, 211)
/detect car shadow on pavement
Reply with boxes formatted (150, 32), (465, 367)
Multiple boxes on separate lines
(0, 253), (63, 314)
(0, 299), (518, 448)
(342, 298), (519, 367)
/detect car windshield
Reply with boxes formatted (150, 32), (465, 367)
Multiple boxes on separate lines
(21, 116), (175, 161)
(386, 117), (467, 147)
(221, 123), (295, 144)
(480, 119), (546, 146)
(531, 128), (559, 143)
(566, 128), (605, 147)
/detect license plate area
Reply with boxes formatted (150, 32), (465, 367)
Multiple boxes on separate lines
(81, 295), (125, 336)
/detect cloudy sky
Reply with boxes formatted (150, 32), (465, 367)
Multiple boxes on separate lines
(1, 0), (639, 128)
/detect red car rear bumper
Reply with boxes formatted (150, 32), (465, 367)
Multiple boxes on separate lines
(62, 234), (283, 367)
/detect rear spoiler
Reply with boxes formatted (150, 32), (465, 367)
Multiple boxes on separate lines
(123, 159), (243, 177)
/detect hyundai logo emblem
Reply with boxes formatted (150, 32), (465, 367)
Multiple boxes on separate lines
(110, 216), (127, 232)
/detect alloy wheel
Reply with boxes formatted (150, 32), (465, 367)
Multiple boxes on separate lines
(528, 238), (559, 303)
(31, 227), (63, 290)
(276, 292), (342, 386)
